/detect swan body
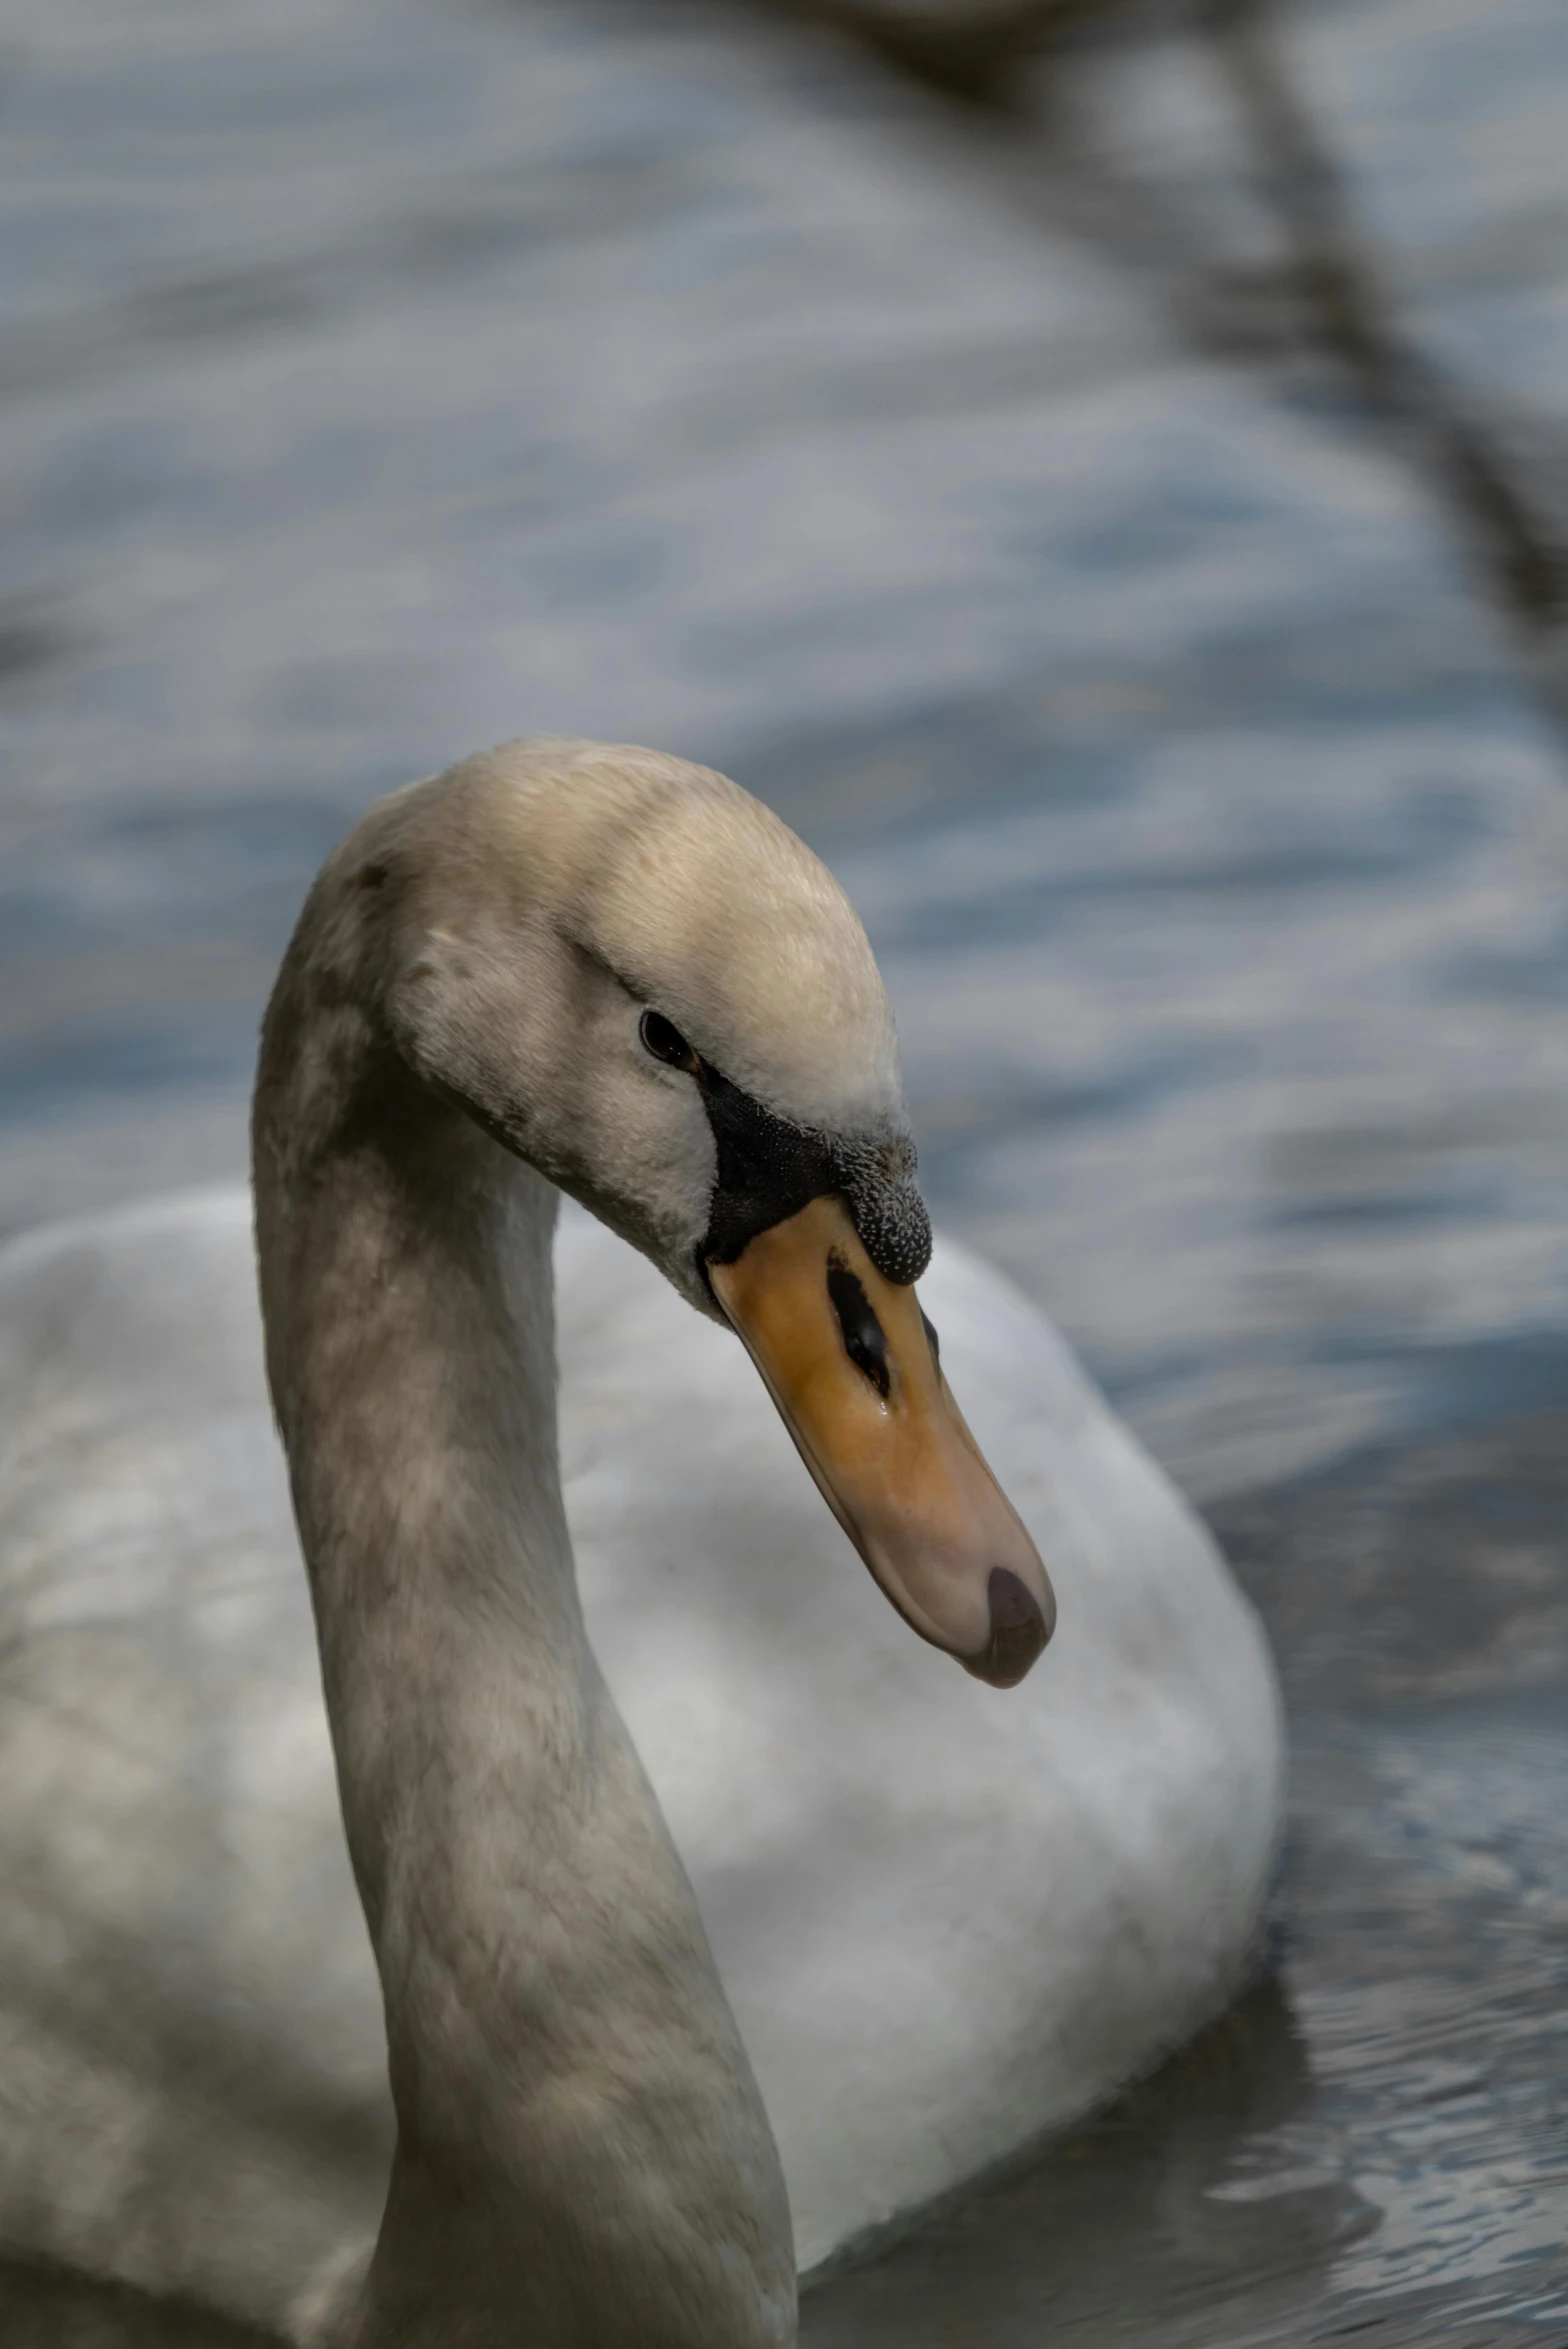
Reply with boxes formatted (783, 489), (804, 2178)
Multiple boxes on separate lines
(0, 741), (1282, 2343)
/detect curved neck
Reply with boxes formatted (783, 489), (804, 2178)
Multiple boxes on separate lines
(253, 1008), (794, 2349)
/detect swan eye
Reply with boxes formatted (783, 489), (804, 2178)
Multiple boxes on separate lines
(639, 1010), (698, 1072)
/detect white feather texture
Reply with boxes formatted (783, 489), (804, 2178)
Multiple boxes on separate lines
(0, 1185), (1280, 2340)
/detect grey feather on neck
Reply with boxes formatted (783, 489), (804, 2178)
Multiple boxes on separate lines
(252, 789), (796, 2349)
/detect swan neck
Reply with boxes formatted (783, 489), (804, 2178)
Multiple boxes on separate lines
(264, 1070), (581, 1705)
(251, 1015), (794, 2349)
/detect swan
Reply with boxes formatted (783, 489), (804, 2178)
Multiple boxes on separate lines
(0, 738), (1282, 2345)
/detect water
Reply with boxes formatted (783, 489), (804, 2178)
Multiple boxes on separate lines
(1, 0), (1566, 2338)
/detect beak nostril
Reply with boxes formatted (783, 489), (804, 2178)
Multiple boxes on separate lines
(826, 1251), (890, 1399)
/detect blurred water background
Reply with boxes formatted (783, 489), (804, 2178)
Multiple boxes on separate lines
(2, 0), (1567, 2339)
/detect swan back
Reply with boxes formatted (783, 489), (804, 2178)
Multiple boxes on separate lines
(0, 1190), (1280, 2325)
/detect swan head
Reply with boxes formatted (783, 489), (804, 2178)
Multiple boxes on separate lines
(338, 737), (1054, 1687)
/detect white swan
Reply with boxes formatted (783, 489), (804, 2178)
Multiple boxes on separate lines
(0, 740), (1281, 2345)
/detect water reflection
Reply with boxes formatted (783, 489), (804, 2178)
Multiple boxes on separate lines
(805, 1988), (1401, 2347)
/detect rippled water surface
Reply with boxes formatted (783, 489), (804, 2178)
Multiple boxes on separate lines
(1, 0), (1566, 2338)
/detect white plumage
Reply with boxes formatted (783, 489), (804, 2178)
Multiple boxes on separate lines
(0, 1181), (1280, 2339)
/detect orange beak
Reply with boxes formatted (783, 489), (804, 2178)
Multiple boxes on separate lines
(708, 1195), (1054, 1687)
